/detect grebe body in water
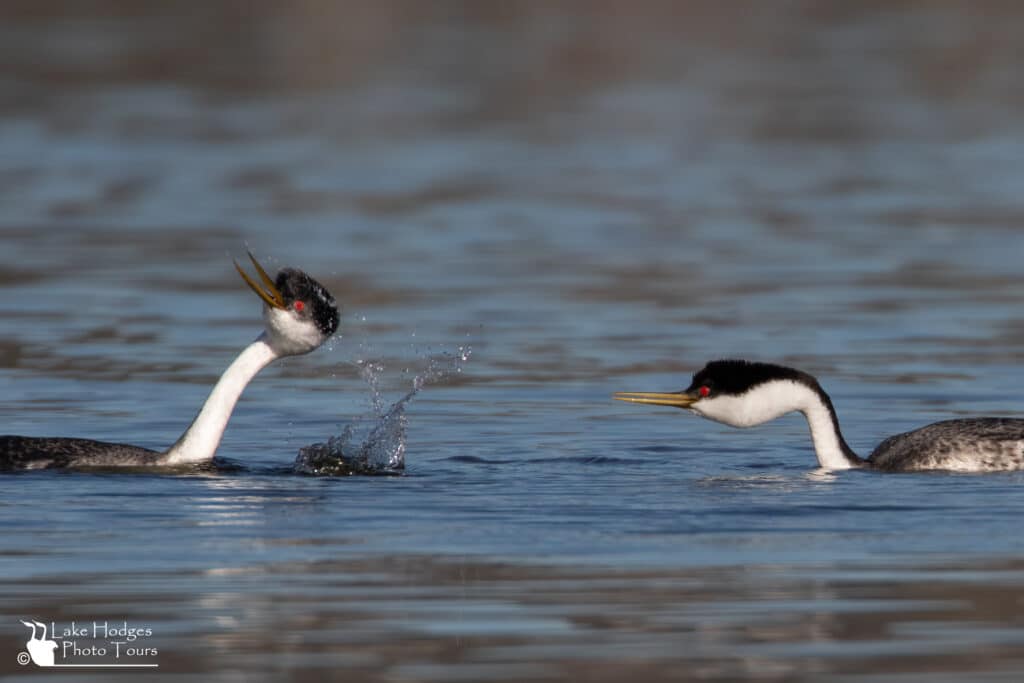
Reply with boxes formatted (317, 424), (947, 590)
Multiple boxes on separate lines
(0, 253), (339, 469)
(615, 360), (1024, 472)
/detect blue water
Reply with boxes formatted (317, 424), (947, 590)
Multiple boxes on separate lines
(3, 4), (1024, 681)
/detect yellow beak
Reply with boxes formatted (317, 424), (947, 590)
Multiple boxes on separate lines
(235, 251), (286, 310)
(613, 391), (698, 409)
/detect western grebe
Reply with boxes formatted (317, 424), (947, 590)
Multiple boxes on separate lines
(615, 359), (1024, 472)
(0, 252), (339, 469)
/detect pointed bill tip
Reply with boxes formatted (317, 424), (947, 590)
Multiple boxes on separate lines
(613, 391), (697, 408)
(235, 252), (286, 309)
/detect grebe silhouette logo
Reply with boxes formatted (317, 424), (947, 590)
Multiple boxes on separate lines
(19, 621), (56, 667)
(16, 618), (159, 669)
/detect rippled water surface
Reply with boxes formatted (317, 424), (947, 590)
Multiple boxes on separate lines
(3, 3), (1024, 680)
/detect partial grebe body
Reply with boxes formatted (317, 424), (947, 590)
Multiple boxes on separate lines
(866, 418), (1024, 472)
(615, 359), (1024, 473)
(0, 253), (339, 470)
(0, 436), (161, 469)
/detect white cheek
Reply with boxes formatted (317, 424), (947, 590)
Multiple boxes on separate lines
(695, 395), (763, 427)
(263, 307), (321, 355)
(693, 382), (811, 428)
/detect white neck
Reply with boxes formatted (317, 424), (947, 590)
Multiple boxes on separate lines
(799, 389), (859, 470)
(696, 380), (861, 470)
(159, 333), (280, 465)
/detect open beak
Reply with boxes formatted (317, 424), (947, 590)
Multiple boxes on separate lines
(613, 391), (698, 409)
(235, 251), (286, 310)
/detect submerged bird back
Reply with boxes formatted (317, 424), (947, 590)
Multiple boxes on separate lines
(0, 436), (163, 470)
(867, 418), (1024, 472)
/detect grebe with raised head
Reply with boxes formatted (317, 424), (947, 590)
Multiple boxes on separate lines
(615, 359), (1024, 472)
(0, 252), (339, 469)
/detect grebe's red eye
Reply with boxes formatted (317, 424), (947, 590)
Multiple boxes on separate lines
(698, 385), (710, 398)
(293, 301), (305, 312)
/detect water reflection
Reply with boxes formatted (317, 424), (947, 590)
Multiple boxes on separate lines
(5, 555), (1024, 680)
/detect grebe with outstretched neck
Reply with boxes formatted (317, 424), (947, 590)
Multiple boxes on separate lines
(0, 252), (339, 469)
(615, 359), (1024, 472)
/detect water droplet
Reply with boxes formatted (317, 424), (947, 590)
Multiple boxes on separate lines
(294, 344), (472, 476)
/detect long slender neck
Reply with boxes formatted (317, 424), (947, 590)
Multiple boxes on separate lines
(796, 383), (862, 470)
(160, 333), (279, 465)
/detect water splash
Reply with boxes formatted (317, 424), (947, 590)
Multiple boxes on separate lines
(294, 346), (471, 476)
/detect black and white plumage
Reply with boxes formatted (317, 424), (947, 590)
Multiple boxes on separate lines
(0, 253), (339, 470)
(615, 359), (1024, 473)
